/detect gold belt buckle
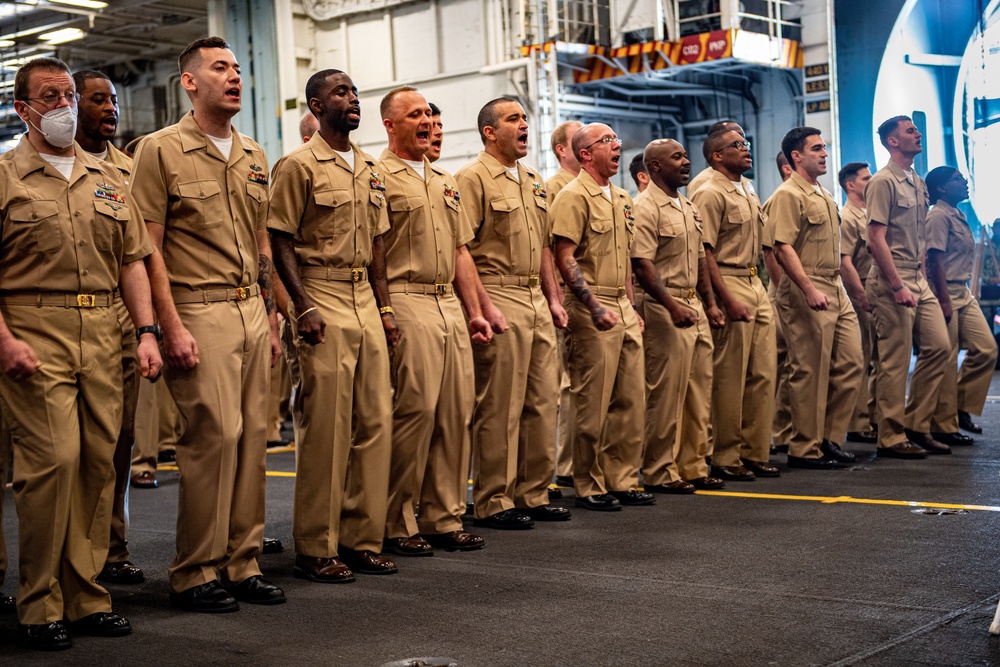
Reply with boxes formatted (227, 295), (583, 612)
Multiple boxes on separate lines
(76, 294), (96, 308)
(616, 287), (626, 298)
(435, 283), (448, 296)
(527, 275), (539, 287)
(351, 268), (364, 282)
(235, 286), (250, 300)
(687, 288), (696, 299)
(749, 266), (757, 277)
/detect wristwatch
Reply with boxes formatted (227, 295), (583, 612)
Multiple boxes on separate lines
(136, 324), (163, 342)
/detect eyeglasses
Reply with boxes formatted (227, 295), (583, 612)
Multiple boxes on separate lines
(584, 135), (623, 149)
(22, 91), (80, 107)
(723, 140), (751, 151)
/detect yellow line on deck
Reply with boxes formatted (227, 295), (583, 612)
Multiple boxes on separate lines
(692, 490), (1000, 512)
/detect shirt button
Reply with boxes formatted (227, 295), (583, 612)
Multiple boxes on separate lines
(74, 212), (80, 218)
(79, 240), (86, 246)
(82, 270), (89, 276)
(231, 190), (237, 196)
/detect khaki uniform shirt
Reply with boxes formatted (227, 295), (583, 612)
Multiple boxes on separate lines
(550, 169), (635, 289)
(630, 181), (704, 288)
(267, 135), (389, 268)
(130, 111), (268, 292)
(546, 167), (577, 202)
(456, 152), (547, 277)
(688, 166), (757, 199)
(926, 200), (974, 283)
(102, 145), (133, 187)
(865, 160), (929, 265)
(0, 137), (151, 293)
(690, 168), (764, 269)
(840, 200), (871, 280)
(765, 171), (841, 271)
(378, 150), (474, 285)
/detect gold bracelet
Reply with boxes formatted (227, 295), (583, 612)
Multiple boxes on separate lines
(379, 306), (395, 316)
(296, 306), (318, 321)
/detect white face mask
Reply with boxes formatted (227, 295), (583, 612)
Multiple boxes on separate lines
(26, 103), (78, 149)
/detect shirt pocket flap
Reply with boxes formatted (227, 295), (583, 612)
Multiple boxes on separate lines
(727, 212), (749, 224)
(93, 200), (131, 221)
(590, 218), (613, 234)
(897, 196), (916, 208)
(658, 221), (683, 238)
(389, 195), (424, 212)
(533, 197), (548, 211)
(369, 191), (386, 208)
(177, 180), (222, 200)
(490, 197), (521, 213)
(314, 189), (351, 208)
(9, 199), (59, 222)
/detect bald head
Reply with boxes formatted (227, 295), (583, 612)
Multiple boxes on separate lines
(643, 138), (690, 193)
(299, 112), (318, 143)
(571, 123), (607, 162)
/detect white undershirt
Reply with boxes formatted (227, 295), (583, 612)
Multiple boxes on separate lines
(600, 184), (612, 201)
(41, 153), (75, 180)
(811, 183), (823, 195)
(86, 148), (108, 161)
(334, 148), (355, 170)
(207, 134), (233, 159)
(506, 165), (520, 182)
(903, 168), (914, 183)
(731, 181), (746, 197)
(669, 196), (682, 209)
(402, 158), (425, 179)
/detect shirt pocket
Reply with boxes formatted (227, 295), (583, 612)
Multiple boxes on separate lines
(7, 199), (62, 254)
(805, 206), (831, 242)
(177, 179), (226, 230)
(588, 217), (614, 256)
(388, 195), (426, 236)
(313, 189), (353, 236)
(489, 197), (523, 238)
(92, 200), (128, 256)
(368, 191), (386, 235)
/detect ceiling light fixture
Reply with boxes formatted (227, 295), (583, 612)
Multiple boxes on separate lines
(38, 27), (85, 44)
(45, 0), (107, 9)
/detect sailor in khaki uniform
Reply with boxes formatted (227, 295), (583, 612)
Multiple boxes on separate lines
(378, 87), (493, 556)
(686, 120), (747, 198)
(765, 152), (793, 452)
(131, 37), (285, 611)
(457, 98), (570, 529)
(865, 115), (951, 458)
(766, 127), (863, 468)
(630, 139), (725, 493)
(925, 167), (996, 444)
(269, 69), (397, 582)
(546, 120), (581, 487)
(691, 130), (776, 481)
(0, 424), (11, 614)
(551, 123), (653, 511)
(1, 57), (161, 649)
(837, 163), (879, 444)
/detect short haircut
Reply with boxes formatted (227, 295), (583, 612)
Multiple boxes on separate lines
(429, 102), (441, 116)
(629, 153), (647, 188)
(304, 69), (346, 114)
(838, 161), (870, 191)
(380, 86), (418, 120)
(72, 70), (111, 96)
(702, 129), (732, 164)
(707, 120), (742, 135)
(775, 151), (788, 173)
(924, 166), (959, 204)
(14, 57), (71, 101)
(781, 126), (822, 168)
(877, 115), (911, 149)
(550, 120), (581, 157)
(477, 96), (520, 143)
(178, 36), (231, 76)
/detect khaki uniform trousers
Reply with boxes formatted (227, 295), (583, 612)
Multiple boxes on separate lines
(555, 328), (574, 478)
(385, 293), (474, 538)
(165, 297), (269, 592)
(932, 284), (998, 431)
(102, 298), (140, 564)
(132, 378), (180, 476)
(769, 285), (793, 447)
(266, 348), (292, 442)
(640, 294), (713, 484)
(472, 285), (559, 518)
(777, 276), (864, 458)
(0, 305), (121, 624)
(566, 295), (644, 497)
(868, 267), (950, 447)
(0, 418), (9, 592)
(848, 293), (879, 432)
(291, 279), (391, 556)
(710, 275), (775, 466)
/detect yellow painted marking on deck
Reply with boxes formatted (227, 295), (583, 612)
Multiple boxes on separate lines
(157, 464), (296, 478)
(692, 490), (1000, 512)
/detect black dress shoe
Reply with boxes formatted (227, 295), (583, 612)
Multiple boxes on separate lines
(574, 494), (622, 511)
(293, 555), (356, 583)
(68, 612), (132, 637)
(743, 460), (781, 477)
(99, 560), (144, 585)
(877, 442), (928, 459)
(959, 410), (983, 434)
(19, 621), (71, 651)
(846, 429), (878, 443)
(554, 475), (574, 487)
(157, 449), (176, 464)
(338, 547), (398, 575)
(821, 439), (856, 463)
(645, 480), (696, 494)
(0, 593), (15, 614)
(521, 504), (572, 521)
(421, 531), (486, 552)
(473, 509), (534, 530)
(262, 536), (284, 554)
(786, 455), (843, 470)
(686, 476), (725, 490)
(712, 465), (755, 481)
(931, 431), (975, 446)
(227, 575), (286, 605)
(609, 490), (655, 506)
(548, 487), (563, 500)
(169, 581), (239, 613)
(770, 444), (789, 454)
(266, 438), (291, 449)
(904, 430), (951, 455)
(384, 535), (434, 557)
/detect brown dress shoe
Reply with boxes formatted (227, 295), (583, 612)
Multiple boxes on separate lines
(338, 547), (398, 575)
(687, 476), (725, 490)
(877, 442), (928, 459)
(743, 460), (781, 477)
(712, 465), (755, 481)
(421, 530), (485, 552)
(293, 555), (355, 583)
(98, 560), (145, 585)
(904, 430), (951, 455)
(385, 535), (434, 557)
(130, 471), (158, 489)
(645, 480), (696, 494)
